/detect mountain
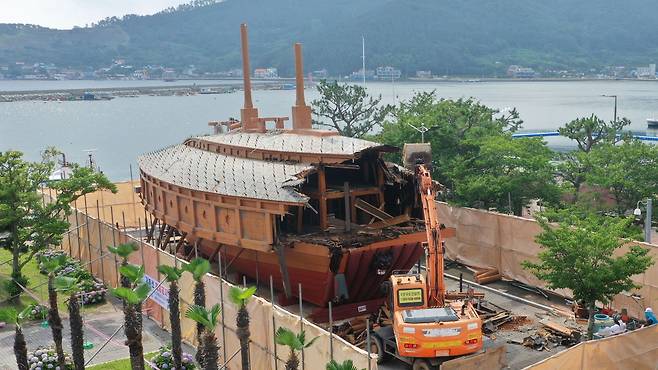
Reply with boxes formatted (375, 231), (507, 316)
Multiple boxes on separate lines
(1, 0), (657, 76)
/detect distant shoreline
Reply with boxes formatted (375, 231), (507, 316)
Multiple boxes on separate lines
(1, 77), (656, 101)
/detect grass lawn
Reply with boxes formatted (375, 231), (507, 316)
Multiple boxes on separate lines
(88, 352), (157, 369)
(0, 248), (55, 323)
(0, 248), (107, 323)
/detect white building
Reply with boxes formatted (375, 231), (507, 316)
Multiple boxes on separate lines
(376, 66), (402, 80)
(254, 68), (278, 79)
(416, 70), (432, 79)
(636, 64), (656, 79)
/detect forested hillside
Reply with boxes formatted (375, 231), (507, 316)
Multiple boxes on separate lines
(1, 0), (657, 75)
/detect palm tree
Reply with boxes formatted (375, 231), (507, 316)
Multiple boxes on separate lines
(55, 276), (85, 370)
(183, 257), (211, 366)
(108, 243), (143, 335)
(326, 360), (362, 370)
(111, 264), (151, 370)
(42, 253), (68, 369)
(186, 304), (221, 370)
(228, 286), (256, 370)
(275, 327), (318, 370)
(14, 305), (33, 370)
(157, 265), (184, 370)
(108, 243), (139, 288)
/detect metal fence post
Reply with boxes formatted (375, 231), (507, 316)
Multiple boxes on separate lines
(366, 318), (371, 370)
(299, 283), (304, 370)
(110, 206), (119, 288)
(74, 200), (81, 261)
(270, 275), (278, 370)
(84, 195), (93, 274)
(96, 200), (105, 281)
(218, 250), (227, 363)
(329, 301), (334, 361)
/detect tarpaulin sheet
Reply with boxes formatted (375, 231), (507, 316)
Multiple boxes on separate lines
(58, 209), (372, 369)
(437, 202), (658, 319)
(526, 325), (658, 370)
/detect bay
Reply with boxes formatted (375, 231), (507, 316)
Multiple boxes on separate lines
(1, 79), (657, 181)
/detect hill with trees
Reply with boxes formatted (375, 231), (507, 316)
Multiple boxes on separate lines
(1, 0), (657, 76)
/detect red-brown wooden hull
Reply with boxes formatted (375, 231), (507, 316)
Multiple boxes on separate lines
(198, 232), (426, 307)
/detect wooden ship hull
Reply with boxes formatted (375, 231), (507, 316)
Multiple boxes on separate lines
(138, 24), (429, 321)
(198, 232), (425, 315)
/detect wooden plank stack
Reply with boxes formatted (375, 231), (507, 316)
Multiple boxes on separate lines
(474, 268), (502, 284)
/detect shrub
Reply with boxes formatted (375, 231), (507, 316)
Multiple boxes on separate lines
(36, 250), (107, 306)
(26, 304), (48, 321)
(27, 347), (73, 370)
(148, 346), (196, 370)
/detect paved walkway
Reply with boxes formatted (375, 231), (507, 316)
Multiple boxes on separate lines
(0, 302), (196, 369)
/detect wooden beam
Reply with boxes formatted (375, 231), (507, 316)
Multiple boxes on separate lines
(376, 162), (386, 206)
(174, 232), (188, 255)
(318, 167), (328, 230)
(343, 182), (351, 232)
(296, 206), (304, 234)
(146, 217), (158, 243)
(367, 214), (410, 229)
(355, 198), (393, 221)
(155, 222), (167, 249)
(276, 244), (292, 298)
(161, 224), (175, 250)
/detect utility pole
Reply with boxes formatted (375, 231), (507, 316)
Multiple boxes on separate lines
(646, 198), (653, 244)
(362, 35), (366, 87)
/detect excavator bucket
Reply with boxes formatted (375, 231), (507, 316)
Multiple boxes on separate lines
(402, 143), (432, 169)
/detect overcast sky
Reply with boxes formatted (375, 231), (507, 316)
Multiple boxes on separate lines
(0, 0), (191, 29)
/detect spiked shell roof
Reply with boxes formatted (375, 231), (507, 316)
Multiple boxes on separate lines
(138, 131), (395, 204)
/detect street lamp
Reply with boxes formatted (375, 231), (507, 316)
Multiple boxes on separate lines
(601, 94), (618, 123)
(634, 198), (653, 244)
(406, 122), (430, 143)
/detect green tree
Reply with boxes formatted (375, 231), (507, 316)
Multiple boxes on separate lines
(377, 92), (556, 214)
(311, 80), (393, 138)
(228, 286), (257, 370)
(157, 265), (185, 370)
(556, 114), (631, 200)
(586, 140), (658, 216)
(558, 114), (629, 153)
(523, 209), (653, 339)
(326, 359), (362, 370)
(378, 92), (522, 188)
(183, 258), (211, 367)
(186, 304), (221, 370)
(55, 275), (85, 370)
(111, 264), (151, 370)
(42, 254), (68, 368)
(14, 305), (33, 370)
(0, 150), (115, 300)
(447, 135), (559, 213)
(108, 243), (140, 288)
(275, 327), (318, 370)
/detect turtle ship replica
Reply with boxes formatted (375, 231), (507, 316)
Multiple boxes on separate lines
(138, 24), (427, 321)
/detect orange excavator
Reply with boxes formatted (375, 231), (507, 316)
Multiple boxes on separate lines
(370, 144), (483, 370)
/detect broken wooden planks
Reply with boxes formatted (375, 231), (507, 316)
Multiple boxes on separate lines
(475, 268), (502, 284)
(355, 198), (393, 221)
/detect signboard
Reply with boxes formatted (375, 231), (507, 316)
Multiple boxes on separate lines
(398, 288), (424, 307)
(143, 274), (169, 310)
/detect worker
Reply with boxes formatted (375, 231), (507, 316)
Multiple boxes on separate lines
(645, 307), (657, 325)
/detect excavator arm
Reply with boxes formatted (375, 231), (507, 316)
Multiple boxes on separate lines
(416, 164), (445, 307)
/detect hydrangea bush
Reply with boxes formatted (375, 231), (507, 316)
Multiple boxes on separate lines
(149, 346), (196, 370)
(36, 249), (107, 305)
(25, 304), (48, 321)
(27, 347), (73, 370)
